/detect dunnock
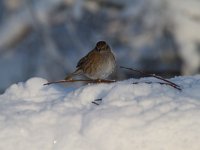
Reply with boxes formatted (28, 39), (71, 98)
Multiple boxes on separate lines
(65, 41), (116, 80)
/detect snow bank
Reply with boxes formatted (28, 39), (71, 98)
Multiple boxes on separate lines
(0, 76), (200, 150)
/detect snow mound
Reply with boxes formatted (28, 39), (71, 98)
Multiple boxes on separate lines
(0, 76), (200, 150)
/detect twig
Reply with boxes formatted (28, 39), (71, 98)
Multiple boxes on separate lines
(133, 81), (171, 85)
(135, 80), (181, 91)
(120, 66), (179, 87)
(120, 66), (181, 91)
(91, 101), (100, 105)
(44, 79), (116, 85)
(133, 81), (181, 90)
(91, 98), (102, 105)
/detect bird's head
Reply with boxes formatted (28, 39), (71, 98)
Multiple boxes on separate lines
(95, 41), (111, 52)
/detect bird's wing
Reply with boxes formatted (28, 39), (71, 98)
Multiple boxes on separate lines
(76, 49), (96, 68)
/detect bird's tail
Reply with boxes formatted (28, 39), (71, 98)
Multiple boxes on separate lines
(65, 69), (82, 80)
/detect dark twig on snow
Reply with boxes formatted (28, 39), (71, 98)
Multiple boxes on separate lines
(133, 81), (172, 86)
(44, 79), (116, 85)
(120, 66), (181, 91)
(91, 99), (102, 105)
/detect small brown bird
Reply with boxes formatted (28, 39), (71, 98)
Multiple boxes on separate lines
(65, 41), (116, 80)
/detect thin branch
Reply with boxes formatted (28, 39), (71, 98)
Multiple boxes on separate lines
(91, 101), (100, 105)
(120, 66), (179, 87)
(133, 81), (181, 90)
(120, 66), (181, 91)
(91, 98), (102, 105)
(44, 79), (116, 85)
(94, 98), (103, 101)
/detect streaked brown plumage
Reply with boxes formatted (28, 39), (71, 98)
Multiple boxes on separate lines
(65, 41), (116, 80)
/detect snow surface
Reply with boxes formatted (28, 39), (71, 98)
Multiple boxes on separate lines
(0, 75), (200, 150)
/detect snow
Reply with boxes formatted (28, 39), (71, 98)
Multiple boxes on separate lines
(0, 75), (200, 150)
(168, 0), (200, 75)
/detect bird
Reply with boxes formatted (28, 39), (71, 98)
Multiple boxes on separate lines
(65, 41), (116, 80)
